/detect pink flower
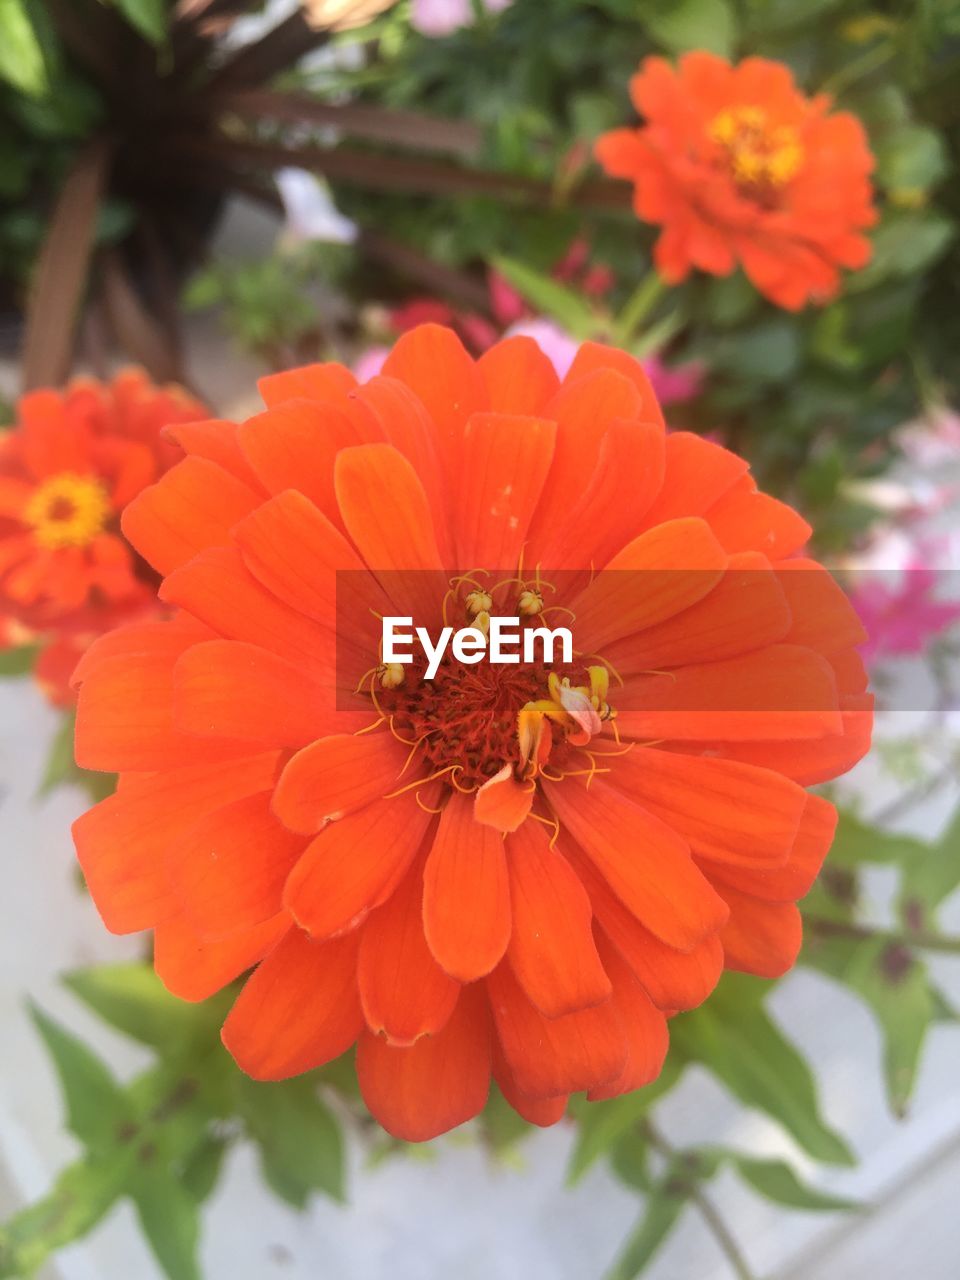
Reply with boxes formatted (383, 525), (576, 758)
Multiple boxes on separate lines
(411, 0), (511, 37)
(504, 318), (579, 378)
(852, 564), (960, 661)
(898, 408), (960, 469)
(353, 346), (389, 382)
(643, 354), (704, 405)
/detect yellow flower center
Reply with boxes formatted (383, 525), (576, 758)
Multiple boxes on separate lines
(24, 473), (111, 550)
(709, 105), (804, 189)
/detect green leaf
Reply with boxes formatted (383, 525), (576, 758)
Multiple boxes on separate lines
(0, 0), (48, 96)
(237, 1077), (345, 1208)
(875, 124), (950, 195)
(899, 802), (960, 916)
(0, 644), (39, 676)
(828, 809), (929, 869)
(854, 211), (956, 289)
(567, 1059), (682, 1186)
(131, 1171), (202, 1280)
(604, 1173), (689, 1280)
(38, 712), (78, 797)
(491, 255), (596, 338)
(30, 1006), (128, 1147)
(106, 0), (169, 45)
(181, 1136), (229, 1205)
(730, 1153), (859, 1212)
(64, 963), (218, 1054)
(644, 0), (736, 57)
(481, 1085), (538, 1154)
(0, 1154), (130, 1277)
(671, 975), (854, 1166)
(712, 319), (801, 384)
(804, 936), (935, 1116)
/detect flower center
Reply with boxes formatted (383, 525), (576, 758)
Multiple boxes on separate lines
(364, 579), (617, 793)
(24, 473), (111, 550)
(708, 105), (803, 190)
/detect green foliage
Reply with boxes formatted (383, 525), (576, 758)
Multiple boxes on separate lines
(0, 1), (48, 97)
(104, 0), (170, 46)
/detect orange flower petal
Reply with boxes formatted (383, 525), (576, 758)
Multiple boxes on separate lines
(492, 1044), (568, 1127)
(703, 793), (837, 903)
(222, 927), (363, 1079)
(716, 886), (803, 979)
(237, 400), (361, 526)
(566, 843), (723, 1012)
(72, 753), (280, 933)
(168, 792), (304, 939)
(640, 432), (748, 529)
(356, 984), (491, 1142)
(705, 475), (811, 559)
(284, 792), (437, 939)
(273, 732), (410, 834)
(570, 516), (727, 652)
(563, 341), (664, 428)
(258, 361), (357, 408)
(424, 791), (511, 981)
(381, 324), (488, 477)
(173, 640), (333, 748)
(358, 857), (460, 1046)
(454, 412), (556, 571)
(545, 778), (728, 951)
(473, 765), (535, 833)
(609, 747), (806, 870)
(159, 546), (335, 688)
(487, 960), (627, 1099)
(586, 936), (669, 1101)
(506, 820), (611, 1018)
(155, 913), (290, 1003)
(121, 456), (261, 575)
(478, 335), (560, 416)
(74, 650), (251, 772)
(602, 550), (790, 673)
(163, 417), (263, 490)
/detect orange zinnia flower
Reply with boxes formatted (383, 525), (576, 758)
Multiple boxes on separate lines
(72, 326), (873, 1140)
(595, 53), (876, 310)
(0, 370), (205, 703)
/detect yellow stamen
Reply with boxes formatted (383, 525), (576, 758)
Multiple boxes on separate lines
(709, 105), (803, 189)
(24, 473), (110, 550)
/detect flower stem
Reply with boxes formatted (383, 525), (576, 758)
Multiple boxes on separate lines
(614, 273), (667, 346)
(804, 915), (960, 955)
(641, 1121), (757, 1280)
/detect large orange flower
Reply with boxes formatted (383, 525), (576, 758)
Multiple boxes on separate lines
(0, 370), (205, 703)
(72, 326), (872, 1140)
(595, 53), (876, 310)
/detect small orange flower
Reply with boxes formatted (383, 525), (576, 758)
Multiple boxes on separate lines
(0, 370), (205, 702)
(595, 52), (877, 309)
(72, 326), (873, 1140)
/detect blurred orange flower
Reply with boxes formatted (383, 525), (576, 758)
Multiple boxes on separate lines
(72, 326), (872, 1140)
(0, 369), (206, 703)
(595, 52), (877, 310)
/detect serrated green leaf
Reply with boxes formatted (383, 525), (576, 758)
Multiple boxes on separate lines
(0, 0), (48, 96)
(644, 0), (736, 57)
(671, 975), (854, 1165)
(131, 1170), (202, 1280)
(603, 1174), (689, 1280)
(237, 1077), (345, 1208)
(804, 936), (934, 1115)
(491, 255), (596, 338)
(730, 1153), (859, 1212)
(30, 1006), (128, 1147)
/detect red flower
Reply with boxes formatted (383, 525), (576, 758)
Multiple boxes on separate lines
(72, 327), (872, 1140)
(0, 370), (206, 702)
(596, 53), (877, 309)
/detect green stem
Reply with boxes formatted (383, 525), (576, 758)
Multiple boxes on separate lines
(641, 1122), (757, 1280)
(820, 38), (896, 99)
(614, 274), (667, 347)
(804, 915), (960, 955)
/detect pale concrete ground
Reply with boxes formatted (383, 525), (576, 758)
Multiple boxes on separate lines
(2, 200), (959, 1278)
